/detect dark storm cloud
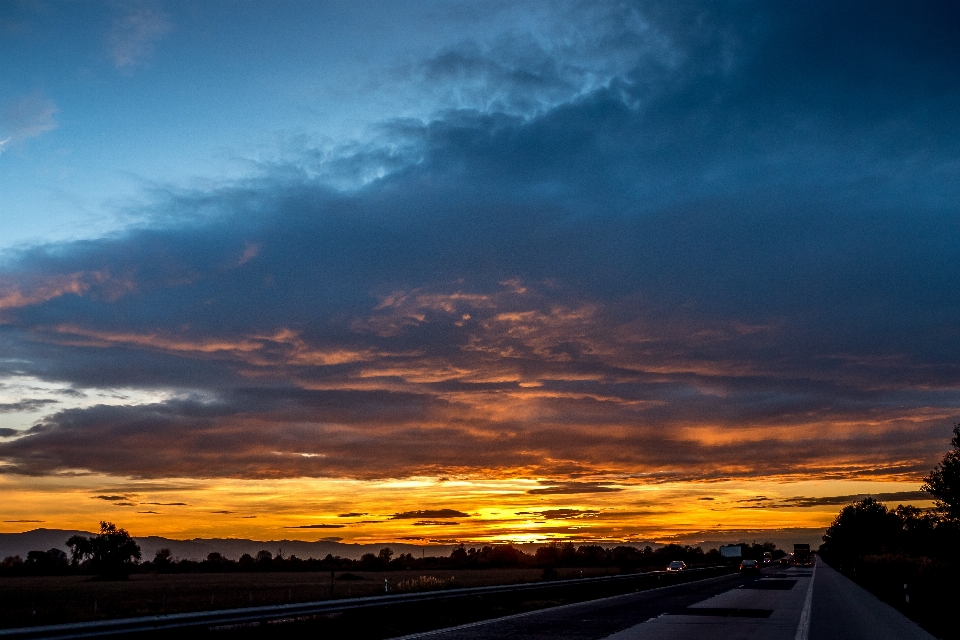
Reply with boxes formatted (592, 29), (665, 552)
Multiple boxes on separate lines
(1, 1), (960, 483)
(286, 524), (346, 529)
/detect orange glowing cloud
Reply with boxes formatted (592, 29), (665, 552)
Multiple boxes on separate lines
(0, 271), (136, 319)
(0, 274), (89, 315)
(47, 325), (375, 367)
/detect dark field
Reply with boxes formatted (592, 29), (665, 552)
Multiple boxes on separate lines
(0, 567), (622, 629)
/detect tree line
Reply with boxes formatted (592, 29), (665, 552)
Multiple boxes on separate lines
(817, 424), (960, 639)
(0, 533), (779, 579)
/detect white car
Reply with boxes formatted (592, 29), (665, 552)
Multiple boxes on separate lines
(666, 560), (687, 571)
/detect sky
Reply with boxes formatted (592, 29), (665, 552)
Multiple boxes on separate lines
(1, 0), (959, 546)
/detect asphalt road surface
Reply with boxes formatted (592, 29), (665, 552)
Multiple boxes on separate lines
(401, 560), (933, 640)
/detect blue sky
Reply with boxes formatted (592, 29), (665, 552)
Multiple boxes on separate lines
(2, 0), (644, 247)
(1, 1), (959, 541)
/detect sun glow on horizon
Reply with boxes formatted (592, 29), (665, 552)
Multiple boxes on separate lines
(0, 471), (933, 546)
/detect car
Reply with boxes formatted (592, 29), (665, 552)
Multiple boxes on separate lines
(739, 559), (761, 575)
(666, 560), (687, 571)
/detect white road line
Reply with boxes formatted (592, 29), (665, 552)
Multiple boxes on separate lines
(794, 559), (817, 640)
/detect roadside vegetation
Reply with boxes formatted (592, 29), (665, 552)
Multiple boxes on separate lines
(819, 424), (960, 639)
(1, 538), (758, 579)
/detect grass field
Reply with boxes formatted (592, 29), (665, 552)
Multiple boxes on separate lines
(0, 567), (622, 629)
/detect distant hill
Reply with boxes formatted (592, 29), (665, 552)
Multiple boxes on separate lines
(131, 536), (461, 563)
(0, 529), (458, 561)
(1, 529), (669, 562)
(0, 528), (93, 560)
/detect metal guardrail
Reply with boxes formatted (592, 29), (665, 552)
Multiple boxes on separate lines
(0, 566), (736, 639)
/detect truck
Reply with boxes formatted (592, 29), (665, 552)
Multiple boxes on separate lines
(793, 543), (811, 566)
(720, 544), (743, 560)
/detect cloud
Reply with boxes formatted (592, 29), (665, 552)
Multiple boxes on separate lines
(516, 509), (599, 520)
(413, 520), (459, 526)
(109, 6), (171, 69)
(0, 92), (57, 151)
(54, 388), (87, 399)
(390, 510), (470, 520)
(737, 491), (933, 509)
(141, 502), (188, 506)
(526, 481), (624, 495)
(4, 519), (44, 523)
(393, 1), (674, 119)
(780, 491), (933, 508)
(0, 399), (58, 413)
(286, 524), (346, 529)
(0, 428), (22, 438)
(93, 495), (130, 501)
(0, 271), (129, 318)
(0, 2), (959, 490)
(338, 512), (367, 517)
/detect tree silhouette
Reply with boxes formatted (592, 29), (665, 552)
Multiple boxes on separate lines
(66, 522), (141, 579)
(25, 548), (69, 575)
(819, 498), (902, 564)
(922, 423), (960, 522)
(152, 547), (173, 572)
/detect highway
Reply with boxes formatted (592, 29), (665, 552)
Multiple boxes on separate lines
(0, 568), (732, 639)
(403, 559), (933, 640)
(0, 561), (935, 639)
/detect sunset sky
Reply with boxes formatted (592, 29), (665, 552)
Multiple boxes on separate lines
(1, 1), (958, 546)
